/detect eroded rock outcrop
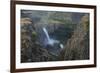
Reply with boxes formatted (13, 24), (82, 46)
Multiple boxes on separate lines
(60, 14), (89, 60)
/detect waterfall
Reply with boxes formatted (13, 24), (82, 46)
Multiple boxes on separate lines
(42, 27), (64, 49)
(43, 27), (51, 42)
(43, 27), (57, 45)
